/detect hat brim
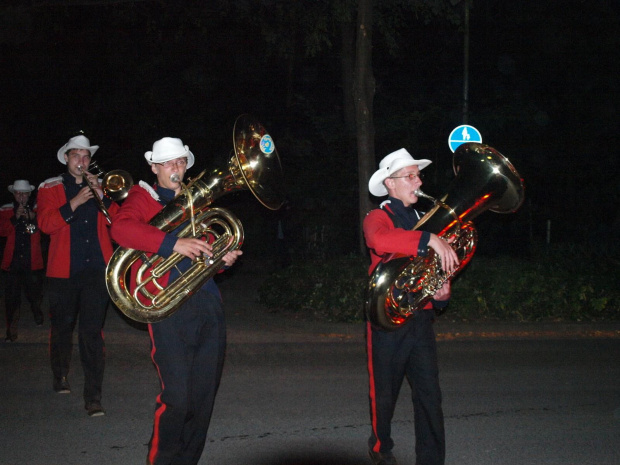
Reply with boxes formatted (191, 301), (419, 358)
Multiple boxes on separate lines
(8, 186), (35, 193)
(57, 144), (99, 164)
(368, 158), (432, 197)
(145, 149), (195, 169)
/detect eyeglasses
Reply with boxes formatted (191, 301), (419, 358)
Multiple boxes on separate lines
(389, 172), (424, 181)
(158, 158), (188, 168)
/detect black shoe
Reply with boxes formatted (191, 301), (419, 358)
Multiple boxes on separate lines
(35, 315), (44, 326)
(53, 376), (71, 394)
(4, 333), (17, 342)
(368, 449), (399, 465)
(85, 401), (106, 417)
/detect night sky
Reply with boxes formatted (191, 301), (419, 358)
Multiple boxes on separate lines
(1, 0), (618, 248)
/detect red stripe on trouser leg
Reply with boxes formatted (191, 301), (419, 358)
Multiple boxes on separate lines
(147, 324), (166, 465)
(367, 321), (382, 453)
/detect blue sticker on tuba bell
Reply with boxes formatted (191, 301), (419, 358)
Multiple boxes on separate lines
(260, 134), (275, 154)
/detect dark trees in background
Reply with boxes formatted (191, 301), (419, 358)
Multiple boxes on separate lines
(354, 0), (376, 254)
(0, 1), (618, 259)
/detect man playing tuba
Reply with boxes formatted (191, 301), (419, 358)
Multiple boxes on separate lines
(110, 137), (242, 465)
(363, 148), (458, 465)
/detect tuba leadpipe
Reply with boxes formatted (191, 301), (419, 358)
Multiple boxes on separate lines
(106, 114), (285, 323)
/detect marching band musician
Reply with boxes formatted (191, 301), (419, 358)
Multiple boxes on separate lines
(363, 148), (459, 465)
(110, 137), (242, 465)
(37, 134), (118, 416)
(0, 179), (45, 342)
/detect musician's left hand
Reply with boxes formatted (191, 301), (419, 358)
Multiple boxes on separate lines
(428, 234), (459, 274)
(15, 204), (27, 219)
(83, 170), (104, 199)
(222, 250), (243, 267)
(433, 280), (451, 301)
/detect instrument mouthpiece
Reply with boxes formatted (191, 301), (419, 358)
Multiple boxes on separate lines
(414, 189), (435, 202)
(170, 173), (181, 183)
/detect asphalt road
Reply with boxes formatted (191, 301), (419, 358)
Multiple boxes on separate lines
(1, 264), (619, 465)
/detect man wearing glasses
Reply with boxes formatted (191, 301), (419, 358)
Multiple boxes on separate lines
(363, 148), (459, 465)
(110, 137), (242, 465)
(37, 134), (118, 416)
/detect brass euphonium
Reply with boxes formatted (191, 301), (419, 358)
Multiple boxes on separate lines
(106, 114), (285, 323)
(366, 142), (525, 330)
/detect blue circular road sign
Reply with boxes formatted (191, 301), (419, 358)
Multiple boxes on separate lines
(448, 125), (482, 152)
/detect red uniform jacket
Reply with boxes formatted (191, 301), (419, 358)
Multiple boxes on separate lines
(0, 203), (44, 271)
(363, 206), (433, 310)
(363, 207), (428, 275)
(110, 183), (176, 305)
(37, 176), (118, 278)
(110, 183), (169, 255)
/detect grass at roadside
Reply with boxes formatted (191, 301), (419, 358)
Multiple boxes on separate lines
(258, 245), (620, 323)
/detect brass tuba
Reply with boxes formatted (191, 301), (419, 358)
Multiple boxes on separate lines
(106, 114), (285, 323)
(366, 142), (525, 330)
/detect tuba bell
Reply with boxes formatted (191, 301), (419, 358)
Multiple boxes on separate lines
(366, 142), (525, 330)
(106, 114), (285, 323)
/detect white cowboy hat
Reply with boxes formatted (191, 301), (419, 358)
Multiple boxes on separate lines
(57, 135), (99, 164)
(144, 137), (195, 169)
(368, 148), (432, 197)
(8, 179), (35, 193)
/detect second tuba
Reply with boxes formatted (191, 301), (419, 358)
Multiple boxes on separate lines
(106, 114), (285, 323)
(366, 142), (525, 330)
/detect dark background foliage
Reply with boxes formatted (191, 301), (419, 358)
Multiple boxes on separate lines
(1, 0), (618, 261)
(257, 247), (620, 323)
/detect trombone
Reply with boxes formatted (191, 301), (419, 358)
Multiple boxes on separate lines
(78, 162), (134, 224)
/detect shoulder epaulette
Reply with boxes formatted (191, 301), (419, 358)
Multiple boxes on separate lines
(39, 176), (63, 189)
(138, 181), (160, 201)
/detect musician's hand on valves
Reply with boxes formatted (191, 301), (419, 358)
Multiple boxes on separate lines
(69, 186), (94, 211)
(173, 237), (212, 261)
(428, 233), (459, 274)
(433, 280), (451, 301)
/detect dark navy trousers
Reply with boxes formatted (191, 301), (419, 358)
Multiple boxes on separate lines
(147, 289), (226, 465)
(366, 309), (445, 465)
(47, 270), (108, 403)
(3, 269), (44, 339)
